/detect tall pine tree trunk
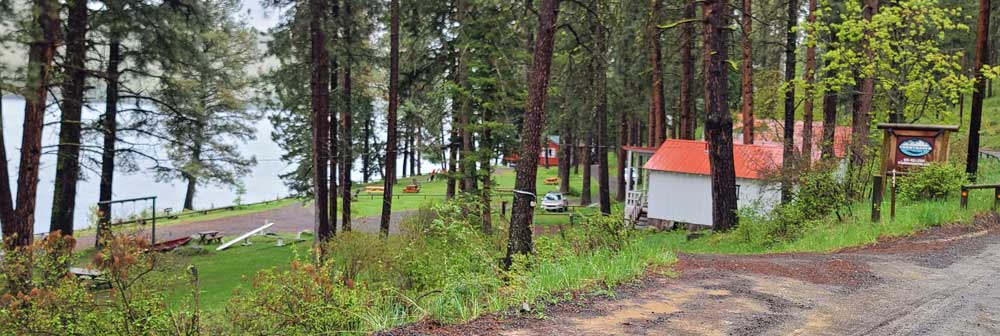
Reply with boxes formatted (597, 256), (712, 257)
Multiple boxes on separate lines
(310, 0), (332, 244)
(328, 0), (340, 235)
(593, 4), (611, 214)
(50, 0), (88, 236)
(679, 1), (695, 140)
(381, 0), (400, 236)
(0, 88), (12, 230)
(740, 0), (754, 144)
(801, 0), (817, 164)
(968, 0), (990, 179)
(480, 107), (493, 234)
(703, 0), (737, 231)
(821, 66), (838, 159)
(2, 0), (59, 251)
(506, 0), (560, 268)
(363, 117), (371, 183)
(852, 0), (879, 173)
(648, 0), (665, 145)
(341, 0), (353, 231)
(780, 0), (799, 203)
(559, 125), (572, 194)
(97, 34), (121, 247)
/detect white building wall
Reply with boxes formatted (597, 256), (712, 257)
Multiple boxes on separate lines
(646, 171), (781, 226)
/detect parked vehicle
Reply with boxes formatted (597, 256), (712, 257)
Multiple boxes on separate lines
(540, 191), (568, 212)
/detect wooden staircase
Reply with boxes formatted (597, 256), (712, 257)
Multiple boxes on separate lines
(624, 191), (649, 227)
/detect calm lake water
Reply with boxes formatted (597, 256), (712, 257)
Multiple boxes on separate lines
(2, 96), (433, 234)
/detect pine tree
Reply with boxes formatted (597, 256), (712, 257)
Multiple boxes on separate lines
(703, 0), (737, 231)
(49, 0), (89, 236)
(382, 0), (400, 236)
(505, 0), (560, 268)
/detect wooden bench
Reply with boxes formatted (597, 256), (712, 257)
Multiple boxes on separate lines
(197, 231), (223, 244)
(365, 186), (386, 193)
(544, 177), (560, 185)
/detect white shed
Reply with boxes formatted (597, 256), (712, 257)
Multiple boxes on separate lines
(639, 139), (783, 227)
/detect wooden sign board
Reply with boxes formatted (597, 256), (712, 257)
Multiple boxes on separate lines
(877, 123), (958, 173)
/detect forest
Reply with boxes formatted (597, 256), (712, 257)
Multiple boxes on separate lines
(1, 0), (999, 334)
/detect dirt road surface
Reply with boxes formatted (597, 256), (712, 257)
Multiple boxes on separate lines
(386, 214), (1000, 336)
(74, 202), (412, 249)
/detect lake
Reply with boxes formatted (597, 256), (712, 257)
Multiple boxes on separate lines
(2, 96), (434, 234)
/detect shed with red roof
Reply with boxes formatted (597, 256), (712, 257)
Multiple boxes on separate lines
(641, 139), (783, 227)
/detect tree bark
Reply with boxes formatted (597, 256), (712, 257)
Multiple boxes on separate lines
(329, 0), (340, 235)
(480, 106), (493, 234)
(505, 0), (559, 268)
(381, 0), (400, 236)
(50, 0), (88, 236)
(183, 174), (197, 211)
(363, 116), (371, 183)
(341, 0), (353, 231)
(310, 0), (332, 244)
(852, 0), (878, 172)
(740, 0), (754, 144)
(97, 34), (121, 247)
(821, 74), (838, 159)
(0, 89), (12, 230)
(780, 0), (799, 203)
(593, 5), (611, 215)
(648, 0), (665, 145)
(559, 125), (572, 194)
(703, 0), (737, 231)
(801, 0), (817, 165)
(968, 0), (990, 179)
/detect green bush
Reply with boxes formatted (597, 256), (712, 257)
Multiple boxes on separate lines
(898, 163), (967, 201)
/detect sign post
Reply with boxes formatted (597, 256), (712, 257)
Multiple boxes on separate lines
(875, 124), (958, 221)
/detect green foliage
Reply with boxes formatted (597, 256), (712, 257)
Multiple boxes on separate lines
(819, 0), (973, 122)
(225, 260), (367, 334)
(898, 162), (967, 201)
(736, 166), (847, 247)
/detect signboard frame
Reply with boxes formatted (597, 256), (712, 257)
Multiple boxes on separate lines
(877, 123), (958, 174)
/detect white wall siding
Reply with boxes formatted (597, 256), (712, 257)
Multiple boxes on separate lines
(646, 171), (780, 226)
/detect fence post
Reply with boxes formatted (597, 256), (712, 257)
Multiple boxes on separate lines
(994, 187), (999, 211)
(961, 186), (969, 209)
(871, 175), (883, 222)
(501, 201), (508, 218)
(890, 177), (897, 221)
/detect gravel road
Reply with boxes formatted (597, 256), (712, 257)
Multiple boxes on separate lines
(74, 202), (412, 250)
(384, 213), (1000, 336)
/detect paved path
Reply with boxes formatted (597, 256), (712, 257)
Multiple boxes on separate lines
(74, 202), (412, 250)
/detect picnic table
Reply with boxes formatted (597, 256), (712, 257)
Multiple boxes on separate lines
(70, 267), (111, 289)
(197, 231), (224, 244)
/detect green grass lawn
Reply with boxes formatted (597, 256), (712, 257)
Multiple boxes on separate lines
(161, 234), (310, 311)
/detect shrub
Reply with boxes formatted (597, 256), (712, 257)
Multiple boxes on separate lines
(225, 260), (368, 334)
(898, 162), (967, 201)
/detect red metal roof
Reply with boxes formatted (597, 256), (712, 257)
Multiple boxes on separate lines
(643, 139), (783, 180)
(737, 119), (852, 160)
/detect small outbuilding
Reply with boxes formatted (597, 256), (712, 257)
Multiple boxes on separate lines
(640, 139), (783, 227)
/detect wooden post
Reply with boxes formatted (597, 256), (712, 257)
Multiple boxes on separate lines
(890, 177), (897, 221)
(871, 175), (883, 222)
(994, 187), (999, 211)
(961, 186), (969, 209)
(501, 201), (508, 218)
